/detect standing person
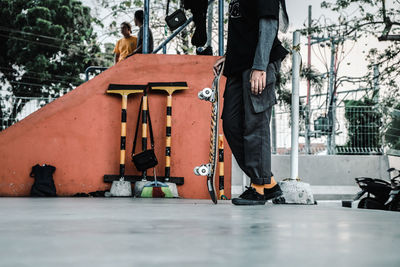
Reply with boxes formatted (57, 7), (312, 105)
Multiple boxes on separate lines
(129, 10), (154, 55)
(113, 22), (137, 64)
(214, 0), (289, 205)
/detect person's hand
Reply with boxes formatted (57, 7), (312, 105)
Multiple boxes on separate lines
(250, 70), (266, 95)
(213, 56), (226, 76)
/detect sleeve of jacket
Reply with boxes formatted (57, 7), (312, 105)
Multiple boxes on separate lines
(252, 18), (278, 71)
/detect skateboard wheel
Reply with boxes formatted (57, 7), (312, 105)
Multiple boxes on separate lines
(198, 88), (212, 100)
(198, 165), (209, 176)
(194, 166), (200, 176)
(202, 88), (212, 97)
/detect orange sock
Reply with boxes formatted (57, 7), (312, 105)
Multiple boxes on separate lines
(264, 176), (277, 189)
(251, 183), (265, 195)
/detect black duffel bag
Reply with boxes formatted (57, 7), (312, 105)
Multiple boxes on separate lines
(30, 164), (57, 197)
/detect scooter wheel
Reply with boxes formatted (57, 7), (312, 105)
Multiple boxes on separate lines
(358, 197), (386, 210)
(389, 195), (400, 212)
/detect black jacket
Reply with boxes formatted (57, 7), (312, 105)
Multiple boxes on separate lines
(224, 0), (289, 76)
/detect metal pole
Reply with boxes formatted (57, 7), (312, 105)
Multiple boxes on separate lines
(291, 31), (301, 180)
(305, 5), (312, 154)
(153, 17), (194, 54)
(84, 66), (108, 82)
(153, 0), (215, 54)
(373, 64), (381, 153)
(327, 38), (336, 154)
(207, 0), (214, 48)
(373, 64), (380, 102)
(143, 0), (150, 54)
(218, 0), (224, 56)
(271, 106), (277, 154)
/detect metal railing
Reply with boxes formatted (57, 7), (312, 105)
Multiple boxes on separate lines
(153, 0), (224, 56)
(0, 95), (56, 130)
(85, 66), (108, 82)
(273, 105), (388, 155)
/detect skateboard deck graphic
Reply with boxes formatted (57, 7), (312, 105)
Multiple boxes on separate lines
(194, 73), (221, 204)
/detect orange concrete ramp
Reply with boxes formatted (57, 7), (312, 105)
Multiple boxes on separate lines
(0, 54), (231, 199)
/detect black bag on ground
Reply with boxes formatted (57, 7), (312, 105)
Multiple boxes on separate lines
(131, 96), (158, 172)
(165, 0), (187, 31)
(30, 164), (57, 197)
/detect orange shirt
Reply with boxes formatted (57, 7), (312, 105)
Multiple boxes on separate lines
(113, 36), (137, 62)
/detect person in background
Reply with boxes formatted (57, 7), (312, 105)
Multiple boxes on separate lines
(129, 10), (154, 55)
(113, 22), (137, 64)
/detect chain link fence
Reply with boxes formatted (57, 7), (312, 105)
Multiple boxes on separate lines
(0, 95), (56, 130)
(273, 105), (398, 155)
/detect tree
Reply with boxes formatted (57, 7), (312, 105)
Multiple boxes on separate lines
(313, 0), (400, 153)
(320, 0), (400, 106)
(0, 0), (111, 129)
(383, 104), (400, 150)
(341, 98), (382, 154)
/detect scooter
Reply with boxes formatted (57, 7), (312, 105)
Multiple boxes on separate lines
(385, 168), (400, 211)
(342, 168), (400, 211)
(353, 176), (391, 210)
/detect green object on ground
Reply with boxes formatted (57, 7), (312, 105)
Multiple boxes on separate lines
(140, 186), (153, 198)
(140, 181), (174, 198)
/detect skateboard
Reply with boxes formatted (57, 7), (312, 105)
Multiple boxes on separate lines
(194, 72), (222, 204)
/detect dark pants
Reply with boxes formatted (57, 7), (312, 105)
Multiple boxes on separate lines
(222, 61), (280, 185)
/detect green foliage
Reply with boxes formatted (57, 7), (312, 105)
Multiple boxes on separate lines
(276, 37), (324, 110)
(342, 98), (382, 154)
(385, 104), (400, 150)
(0, 0), (114, 94)
(0, 0), (113, 128)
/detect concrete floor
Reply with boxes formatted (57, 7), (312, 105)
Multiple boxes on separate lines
(1, 198), (400, 267)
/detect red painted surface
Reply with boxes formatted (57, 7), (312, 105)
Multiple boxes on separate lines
(0, 54), (231, 199)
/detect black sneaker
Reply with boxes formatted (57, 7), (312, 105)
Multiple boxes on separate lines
(264, 184), (283, 201)
(232, 186), (267, 205)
